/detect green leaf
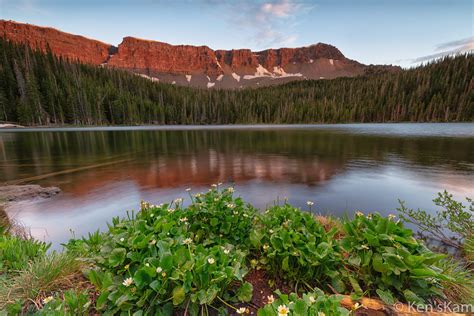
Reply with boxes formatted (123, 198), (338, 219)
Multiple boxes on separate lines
(172, 286), (186, 306)
(133, 269), (151, 289)
(249, 230), (262, 248)
(293, 300), (307, 315)
(348, 276), (363, 295)
(376, 289), (395, 305)
(282, 256), (289, 271)
(236, 282), (253, 302)
(403, 289), (424, 304)
(348, 255), (361, 266)
(95, 291), (109, 310)
(372, 254), (388, 273)
(108, 248), (126, 267)
(410, 268), (439, 278)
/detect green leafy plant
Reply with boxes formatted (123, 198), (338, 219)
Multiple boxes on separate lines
(0, 233), (50, 273)
(341, 212), (451, 304)
(250, 204), (343, 292)
(80, 187), (254, 314)
(35, 289), (92, 315)
(257, 290), (349, 316)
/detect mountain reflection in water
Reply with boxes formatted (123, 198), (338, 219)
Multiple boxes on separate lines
(1, 124), (473, 248)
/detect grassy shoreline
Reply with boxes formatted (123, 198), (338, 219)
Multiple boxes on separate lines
(1, 186), (472, 315)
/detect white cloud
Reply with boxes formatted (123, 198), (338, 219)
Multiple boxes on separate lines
(229, 0), (313, 48)
(1, 0), (48, 15)
(411, 37), (473, 64)
(261, 0), (298, 18)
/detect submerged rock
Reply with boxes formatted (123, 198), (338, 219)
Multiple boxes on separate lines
(0, 185), (60, 204)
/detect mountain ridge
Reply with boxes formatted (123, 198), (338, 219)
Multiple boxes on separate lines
(0, 19), (400, 89)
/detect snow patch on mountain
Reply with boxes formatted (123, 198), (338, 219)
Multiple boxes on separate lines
(138, 73), (159, 82)
(243, 64), (273, 79)
(231, 73), (241, 82)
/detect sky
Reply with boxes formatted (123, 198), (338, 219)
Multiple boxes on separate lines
(0, 0), (472, 67)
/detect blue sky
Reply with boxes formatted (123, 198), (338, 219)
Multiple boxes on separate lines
(1, 0), (472, 67)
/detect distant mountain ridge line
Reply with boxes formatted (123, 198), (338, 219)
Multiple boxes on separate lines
(0, 19), (400, 89)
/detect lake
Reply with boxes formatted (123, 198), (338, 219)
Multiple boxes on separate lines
(1, 123), (473, 248)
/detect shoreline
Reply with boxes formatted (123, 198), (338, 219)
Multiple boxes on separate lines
(0, 185), (61, 228)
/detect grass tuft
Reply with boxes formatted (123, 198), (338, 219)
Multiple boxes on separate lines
(0, 251), (86, 311)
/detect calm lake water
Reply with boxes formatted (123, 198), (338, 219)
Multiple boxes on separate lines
(1, 123), (473, 248)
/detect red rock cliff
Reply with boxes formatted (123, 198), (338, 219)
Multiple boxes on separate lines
(0, 20), (399, 88)
(0, 20), (111, 65)
(107, 37), (222, 75)
(108, 36), (351, 76)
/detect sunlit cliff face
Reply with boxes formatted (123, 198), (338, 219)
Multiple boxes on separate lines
(0, 20), (401, 89)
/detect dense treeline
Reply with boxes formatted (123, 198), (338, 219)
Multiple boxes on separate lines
(0, 38), (472, 125)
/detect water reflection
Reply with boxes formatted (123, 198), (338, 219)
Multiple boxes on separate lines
(0, 124), (473, 247)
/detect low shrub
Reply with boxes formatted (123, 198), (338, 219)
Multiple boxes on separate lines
(398, 191), (473, 253)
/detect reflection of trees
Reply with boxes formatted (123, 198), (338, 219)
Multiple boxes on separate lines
(0, 129), (473, 188)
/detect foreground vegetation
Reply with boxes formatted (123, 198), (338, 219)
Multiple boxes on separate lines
(0, 38), (473, 126)
(1, 187), (473, 315)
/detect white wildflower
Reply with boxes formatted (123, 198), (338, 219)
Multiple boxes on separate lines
(207, 258), (215, 264)
(183, 238), (193, 245)
(156, 267), (163, 273)
(278, 305), (289, 316)
(122, 277), (133, 287)
(267, 295), (275, 304)
(236, 307), (246, 314)
(43, 296), (54, 304)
